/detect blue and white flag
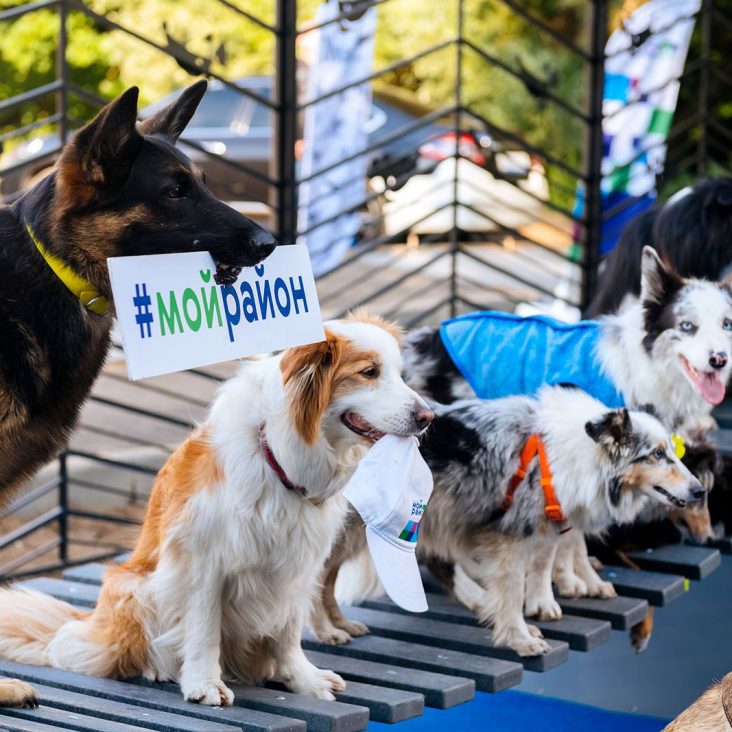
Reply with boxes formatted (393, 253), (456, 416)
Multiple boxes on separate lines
(575, 0), (700, 256)
(298, 1), (377, 276)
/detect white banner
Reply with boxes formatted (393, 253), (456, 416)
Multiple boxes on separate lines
(108, 246), (324, 380)
(298, 1), (377, 276)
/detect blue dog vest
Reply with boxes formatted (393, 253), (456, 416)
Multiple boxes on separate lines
(440, 311), (625, 408)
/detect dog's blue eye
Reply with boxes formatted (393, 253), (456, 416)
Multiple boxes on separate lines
(679, 321), (694, 332)
(652, 448), (665, 460)
(724, 320), (732, 331)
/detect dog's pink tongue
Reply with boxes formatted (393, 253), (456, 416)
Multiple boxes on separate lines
(700, 372), (726, 405)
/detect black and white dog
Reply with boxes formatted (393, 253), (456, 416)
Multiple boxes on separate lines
(589, 178), (732, 316)
(401, 246), (732, 604)
(321, 386), (700, 656)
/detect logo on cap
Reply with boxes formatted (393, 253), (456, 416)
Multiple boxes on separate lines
(398, 499), (427, 543)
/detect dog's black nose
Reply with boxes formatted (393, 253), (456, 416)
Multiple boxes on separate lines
(691, 482), (706, 501)
(709, 352), (728, 370)
(413, 406), (434, 429)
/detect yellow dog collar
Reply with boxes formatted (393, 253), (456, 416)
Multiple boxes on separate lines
(26, 223), (110, 316)
(671, 433), (686, 460)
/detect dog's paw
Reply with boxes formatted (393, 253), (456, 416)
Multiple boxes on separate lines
(0, 679), (39, 708)
(525, 597), (562, 621)
(508, 635), (551, 657)
(183, 679), (234, 706)
(586, 579), (617, 599)
(554, 574), (588, 598)
(290, 669), (346, 700)
(526, 624), (544, 638)
(315, 627), (353, 645)
(337, 619), (370, 637)
(630, 628), (651, 654)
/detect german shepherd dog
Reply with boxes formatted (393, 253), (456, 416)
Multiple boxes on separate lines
(0, 80), (275, 706)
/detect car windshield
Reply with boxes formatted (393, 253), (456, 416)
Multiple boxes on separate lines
(188, 87), (250, 129)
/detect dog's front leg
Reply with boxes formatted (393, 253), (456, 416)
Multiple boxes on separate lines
(552, 531), (589, 598)
(524, 537), (561, 620)
(572, 535), (616, 599)
(309, 566), (369, 645)
(272, 612), (345, 699)
(178, 570), (233, 706)
(456, 533), (550, 657)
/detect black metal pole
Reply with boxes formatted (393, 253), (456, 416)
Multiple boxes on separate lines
(581, 0), (606, 314)
(58, 452), (68, 565)
(274, 0), (298, 246)
(697, 0), (711, 177)
(56, 0), (69, 145)
(450, 0), (464, 318)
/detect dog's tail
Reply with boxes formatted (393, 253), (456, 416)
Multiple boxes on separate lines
(335, 547), (385, 605)
(0, 588), (88, 666)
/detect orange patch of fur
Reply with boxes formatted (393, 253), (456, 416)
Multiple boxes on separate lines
(281, 329), (387, 444)
(124, 426), (223, 575)
(346, 308), (403, 344)
(78, 426), (224, 677)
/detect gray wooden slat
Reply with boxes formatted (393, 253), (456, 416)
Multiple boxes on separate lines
(8, 680), (241, 732)
(0, 661), (305, 732)
(340, 606), (568, 672)
(330, 681), (423, 723)
(20, 577), (99, 607)
(302, 631), (523, 693)
(0, 717), (72, 732)
(63, 562), (108, 585)
(304, 650), (474, 710)
(360, 594), (611, 652)
(208, 683), (369, 732)
(0, 705), (152, 732)
(625, 545), (721, 579)
(557, 596), (649, 630)
(598, 566), (686, 606)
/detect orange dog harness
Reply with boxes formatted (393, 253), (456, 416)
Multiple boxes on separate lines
(502, 433), (566, 524)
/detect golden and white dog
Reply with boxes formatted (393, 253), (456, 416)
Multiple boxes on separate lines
(0, 314), (432, 706)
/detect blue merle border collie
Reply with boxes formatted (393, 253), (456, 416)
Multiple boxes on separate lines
(315, 386), (700, 657)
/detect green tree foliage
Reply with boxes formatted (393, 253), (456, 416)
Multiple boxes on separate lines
(1, 0), (729, 200)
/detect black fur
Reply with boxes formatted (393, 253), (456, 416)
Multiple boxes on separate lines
(589, 178), (732, 316)
(419, 413), (484, 473)
(640, 257), (684, 353)
(407, 327), (466, 404)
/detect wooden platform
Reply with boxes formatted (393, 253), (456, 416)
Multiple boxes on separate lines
(0, 543), (723, 731)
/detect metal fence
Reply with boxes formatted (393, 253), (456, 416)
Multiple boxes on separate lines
(1, 0), (730, 577)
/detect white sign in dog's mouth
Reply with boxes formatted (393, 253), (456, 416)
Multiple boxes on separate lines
(679, 355), (726, 405)
(108, 245), (324, 380)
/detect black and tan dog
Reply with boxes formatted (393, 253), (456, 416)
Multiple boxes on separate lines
(0, 80), (275, 706)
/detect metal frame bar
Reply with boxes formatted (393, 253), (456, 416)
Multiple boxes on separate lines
(0, 0), (724, 579)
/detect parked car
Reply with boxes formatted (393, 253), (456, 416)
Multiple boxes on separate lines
(1, 78), (528, 210)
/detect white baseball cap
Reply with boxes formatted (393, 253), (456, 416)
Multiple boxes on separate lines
(343, 434), (433, 612)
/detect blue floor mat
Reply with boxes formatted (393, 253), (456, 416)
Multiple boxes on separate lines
(369, 690), (670, 731)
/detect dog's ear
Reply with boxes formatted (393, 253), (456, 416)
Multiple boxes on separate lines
(280, 330), (343, 445)
(585, 408), (632, 456)
(137, 80), (207, 143)
(640, 246), (683, 304)
(56, 86), (142, 206)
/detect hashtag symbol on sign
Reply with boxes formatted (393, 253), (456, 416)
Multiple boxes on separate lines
(133, 283), (154, 339)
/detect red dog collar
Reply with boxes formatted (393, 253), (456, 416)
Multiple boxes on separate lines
(259, 424), (307, 497)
